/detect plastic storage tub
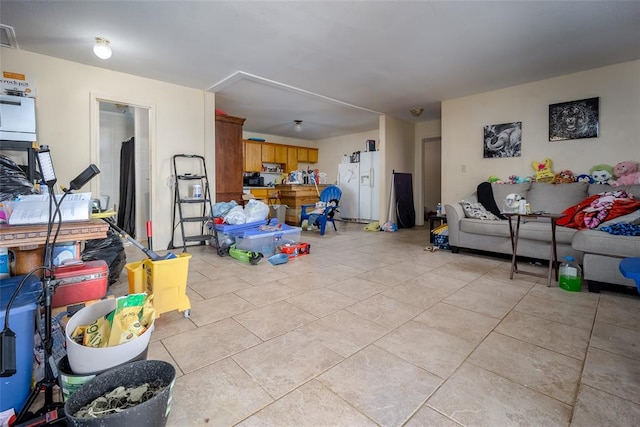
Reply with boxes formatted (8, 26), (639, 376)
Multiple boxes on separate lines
(0, 275), (42, 412)
(65, 298), (154, 375)
(235, 225), (301, 256)
(125, 253), (191, 317)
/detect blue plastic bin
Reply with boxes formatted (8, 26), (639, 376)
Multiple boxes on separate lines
(0, 275), (42, 412)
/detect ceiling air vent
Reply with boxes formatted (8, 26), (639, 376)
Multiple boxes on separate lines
(0, 24), (19, 49)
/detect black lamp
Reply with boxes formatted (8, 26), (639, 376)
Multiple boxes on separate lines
(0, 146), (100, 423)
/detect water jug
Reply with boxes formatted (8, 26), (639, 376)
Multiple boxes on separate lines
(559, 256), (582, 292)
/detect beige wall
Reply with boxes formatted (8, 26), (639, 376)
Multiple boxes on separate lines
(441, 60), (640, 204)
(318, 129), (380, 185)
(380, 115), (415, 224)
(415, 119), (442, 224)
(2, 48), (208, 248)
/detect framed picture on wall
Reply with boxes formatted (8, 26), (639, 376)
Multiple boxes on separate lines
(549, 97), (599, 141)
(483, 121), (522, 158)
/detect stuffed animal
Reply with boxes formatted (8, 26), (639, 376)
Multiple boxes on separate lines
(531, 158), (555, 183)
(613, 161), (639, 178)
(589, 164), (614, 185)
(576, 174), (594, 184)
(611, 173), (640, 187)
(488, 176), (504, 184)
(553, 170), (576, 184)
(508, 175), (532, 184)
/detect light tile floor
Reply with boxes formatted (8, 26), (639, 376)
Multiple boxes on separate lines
(111, 221), (640, 426)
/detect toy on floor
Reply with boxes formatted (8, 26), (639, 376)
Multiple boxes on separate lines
(531, 158), (555, 183)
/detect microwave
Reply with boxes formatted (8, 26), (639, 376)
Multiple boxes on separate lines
(0, 95), (37, 141)
(243, 176), (264, 187)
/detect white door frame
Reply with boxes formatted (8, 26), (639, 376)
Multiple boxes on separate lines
(89, 93), (155, 239)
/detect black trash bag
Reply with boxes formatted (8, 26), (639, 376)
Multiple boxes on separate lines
(0, 154), (40, 202)
(81, 229), (126, 285)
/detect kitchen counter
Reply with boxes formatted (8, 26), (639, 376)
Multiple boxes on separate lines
(276, 184), (327, 225)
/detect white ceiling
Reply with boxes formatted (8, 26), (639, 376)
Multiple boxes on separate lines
(2, 1), (640, 140)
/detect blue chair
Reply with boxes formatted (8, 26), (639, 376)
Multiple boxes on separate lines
(619, 257), (640, 293)
(299, 185), (342, 236)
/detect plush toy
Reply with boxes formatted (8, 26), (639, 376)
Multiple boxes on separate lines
(531, 158), (554, 183)
(613, 161), (639, 178)
(508, 175), (532, 184)
(488, 176), (504, 184)
(576, 174), (594, 184)
(553, 170), (576, 184)
(589, 164), (614, 185)
(611, 173), (640, 186)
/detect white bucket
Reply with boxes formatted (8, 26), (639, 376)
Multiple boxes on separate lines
(65, 299), (154, 374)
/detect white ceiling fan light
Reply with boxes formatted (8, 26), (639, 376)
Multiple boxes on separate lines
(294, 120), (303, 132)
(93, 37), (112, 59)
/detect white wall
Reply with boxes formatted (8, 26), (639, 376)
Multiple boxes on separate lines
(441, 60), (640, 204)
(2, 48), (207, 248)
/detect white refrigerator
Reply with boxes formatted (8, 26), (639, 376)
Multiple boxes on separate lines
(337, 151), (379, 222)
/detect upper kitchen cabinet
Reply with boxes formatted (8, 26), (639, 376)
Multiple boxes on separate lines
(287, 147), (298, 172)
(275, 145), (288, 164)
(308, 148), (318, 163)
(215, 114), (245, 202)
(261, 144), (275, 163)
(244, 140), (262, 172)
(297, 148), (308, 162)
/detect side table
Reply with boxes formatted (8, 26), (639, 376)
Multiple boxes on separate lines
(429, 215), (447, 243)
(503, 213), (565, 287)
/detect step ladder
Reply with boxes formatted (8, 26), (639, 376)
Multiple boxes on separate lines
(168, 154), (213, 251)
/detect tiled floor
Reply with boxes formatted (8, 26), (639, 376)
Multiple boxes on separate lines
(112, 221), (640, 426)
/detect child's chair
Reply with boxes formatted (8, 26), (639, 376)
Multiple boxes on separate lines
(299, 185), (342, 236)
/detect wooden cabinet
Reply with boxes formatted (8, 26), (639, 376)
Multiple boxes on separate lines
(287, 147), (298, 172)
(275, 145), (288, 164)
(244, 141), (262, 172)
(297, 148), (308, 162)
(308, 148), (318, 163)
(215, 114), (245, 202)
(261, 144), (275, 163)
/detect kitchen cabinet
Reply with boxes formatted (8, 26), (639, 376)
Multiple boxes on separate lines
(261, 144), (275, 163)
(249, 188), (278, 202)
(287, 147), (298, 172)
(244, 140), (262, 172)
(297, 147), (308, 162)
(275, 145), (288, 164)
(215, 114), (245, 202)
(308, 148), (318, 163)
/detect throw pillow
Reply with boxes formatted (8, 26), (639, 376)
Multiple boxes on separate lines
(460, 200), (500, 220)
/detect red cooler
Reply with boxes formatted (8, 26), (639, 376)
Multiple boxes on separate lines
(52, 260), (108, 308)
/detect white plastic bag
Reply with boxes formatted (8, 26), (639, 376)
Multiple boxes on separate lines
(244, 199), (269, 223)
(224, 205), (246, 224)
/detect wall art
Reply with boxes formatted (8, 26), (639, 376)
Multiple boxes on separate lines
(549, 97), (599, 141)
(483, 121), (522, 158)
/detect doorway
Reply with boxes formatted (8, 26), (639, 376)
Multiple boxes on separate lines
(422, 137), (441, 217)
(93, 99), (151, 242)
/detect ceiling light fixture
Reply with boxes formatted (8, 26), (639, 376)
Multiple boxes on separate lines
(294, 120), (303, 132)
(410, 107), (424, 118)
(93, 37), (112, 60)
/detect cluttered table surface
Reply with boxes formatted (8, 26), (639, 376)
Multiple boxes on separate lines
(0, 219), (109, 248)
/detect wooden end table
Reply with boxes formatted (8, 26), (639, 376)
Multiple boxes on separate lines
(503, 212), (565, 287)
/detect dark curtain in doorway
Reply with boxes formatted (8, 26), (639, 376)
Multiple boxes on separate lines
(117, 137), (136, 236)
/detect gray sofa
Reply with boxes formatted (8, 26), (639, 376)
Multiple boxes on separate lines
(445, 182), (640, 290)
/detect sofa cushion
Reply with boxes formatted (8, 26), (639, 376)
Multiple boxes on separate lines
(589, 184), (640, 197)
(517, 223), (578, 245)
(460, 218), (511, 237)
(572, 229), (640, 258)
(491, 183), (531, 212)
(460, 200), (501, 220)
(526, 182), (588, 214)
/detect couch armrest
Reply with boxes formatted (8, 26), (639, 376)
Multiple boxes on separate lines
(444, 203), (464, 247)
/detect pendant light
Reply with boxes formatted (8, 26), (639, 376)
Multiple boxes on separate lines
(294, 120), (303, 132)
(93, 37), (112, 60)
